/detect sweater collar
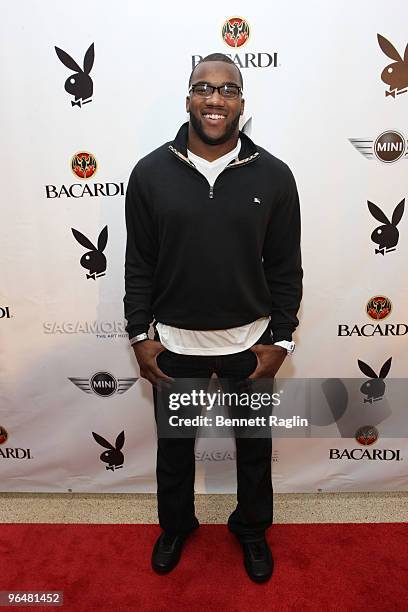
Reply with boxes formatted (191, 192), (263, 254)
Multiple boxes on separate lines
(170, 121), (259, 163)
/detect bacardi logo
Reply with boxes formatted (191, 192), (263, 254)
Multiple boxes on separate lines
(222, 17), (250, 48)
(330, 420), (401, 460)
(329, 448), (401, 461)
(45, 154), (124, 199)
(330, 423), (401, 460)
(338, 296), (407, 337)
(69, 372), (137, 397)
(72, 226), (108, 280)
(355, 425), (379, 446)
(192, 17), (278, 70)
(71, 152), (97, 179)
(349, 130), (408, 163)
(0, 427), (33, 460)
(55, 43), (94, 107)
(366, 296), (392, 321)
(377, 34), (408, 98)
(0, 426), (8, 444)
(0, 307), (11, 319)
(92, 431), (124, 471)
(367, 199), (405, 255)
(358, 357), (392, 403)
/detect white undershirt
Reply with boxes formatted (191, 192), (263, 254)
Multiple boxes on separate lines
(156, 139), (270, 356)
(187, 139), (241, 187)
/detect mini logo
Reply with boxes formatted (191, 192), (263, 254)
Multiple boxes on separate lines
(55, 43), (94, 107)
(0, 307), (11, 319)
(0, 426), (8, 444)
(222, 17), (250, 48)
(355, 425), (379, 446)
(69, 372), (137, 397)
(71, 226), (108, 280)
(349, 130), (408, 163)
(71, 152), (97, 180)
(366, 296), (392, 320)
(374, 131), (405, 162)
(358, 357), (392, 403)
(92, 430), (124, 471)
(377, 34), (408, 98)
(367, 199), (405, 255)
(253, 196), (261, 204)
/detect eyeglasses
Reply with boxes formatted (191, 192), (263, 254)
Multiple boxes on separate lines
(189, 83), (242, 99)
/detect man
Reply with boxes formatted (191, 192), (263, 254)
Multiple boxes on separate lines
(124, 53), (302, 583)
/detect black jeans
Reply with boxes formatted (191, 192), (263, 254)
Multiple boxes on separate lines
(152, 325), (273, 542)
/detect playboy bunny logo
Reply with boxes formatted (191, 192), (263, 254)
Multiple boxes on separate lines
(377, 34), (408, 98)
(92, 431), (125, 471)
(358, 357), (392, 404)
(367, 199), (405, 255)
(55, 43), (94, 107)
(71, 226), (108, 280)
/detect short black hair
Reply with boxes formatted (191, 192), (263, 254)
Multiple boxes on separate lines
(188, 53), (243, 88)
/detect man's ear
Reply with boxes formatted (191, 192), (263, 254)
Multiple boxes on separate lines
(186, 95), (190, 113)
(240, 97), (245, 115)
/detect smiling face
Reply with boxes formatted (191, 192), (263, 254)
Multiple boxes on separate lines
(186, 61), (244, 146)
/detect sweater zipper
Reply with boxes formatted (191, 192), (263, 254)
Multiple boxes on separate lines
(208, 154), (259, 199)
(168, 145), (259, 200)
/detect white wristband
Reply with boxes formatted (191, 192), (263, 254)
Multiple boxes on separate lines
(273, 340), (295, 355)
(130, 333), (149, 346)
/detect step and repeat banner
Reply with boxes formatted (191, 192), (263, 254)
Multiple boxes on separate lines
(1, 0), (407, 492)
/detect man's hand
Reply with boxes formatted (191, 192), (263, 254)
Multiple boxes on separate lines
(248, 344), (287, 379)
(132, 339), (174, 385)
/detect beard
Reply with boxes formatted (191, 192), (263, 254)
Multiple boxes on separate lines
(189, 109), (241, 145)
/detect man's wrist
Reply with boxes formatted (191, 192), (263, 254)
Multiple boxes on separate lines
(273, 340), (295, 355)
(130, 332), (149, 346)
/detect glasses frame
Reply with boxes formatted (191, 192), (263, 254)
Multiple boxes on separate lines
(189, 82), (243, 100)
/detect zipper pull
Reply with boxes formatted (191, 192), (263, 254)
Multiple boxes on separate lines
(209, 186), (214, 199)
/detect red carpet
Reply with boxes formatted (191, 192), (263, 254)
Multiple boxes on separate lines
(0, 523), (407, 611)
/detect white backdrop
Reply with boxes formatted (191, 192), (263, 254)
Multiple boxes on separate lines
(1, 0), (407, 492)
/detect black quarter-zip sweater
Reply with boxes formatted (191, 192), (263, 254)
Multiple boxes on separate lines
(124, 122), (303, 342)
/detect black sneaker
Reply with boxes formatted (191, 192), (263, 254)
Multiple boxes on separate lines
(241, 539), (274, 583)
(151, 532), (187, 574)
